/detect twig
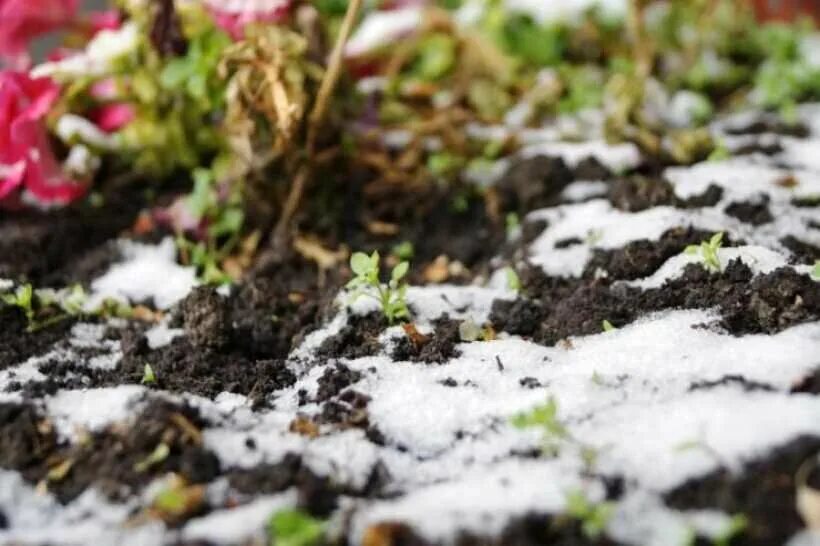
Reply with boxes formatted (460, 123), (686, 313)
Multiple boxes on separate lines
(272, 0), (363, 249)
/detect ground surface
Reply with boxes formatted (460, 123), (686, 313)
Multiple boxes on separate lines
(0, 104), (819, 546)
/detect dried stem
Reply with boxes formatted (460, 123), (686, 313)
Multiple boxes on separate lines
(272, 0), (363, 249)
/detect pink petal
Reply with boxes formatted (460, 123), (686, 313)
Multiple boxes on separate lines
(0, 161), (26, 200)
(205, 0), (291, 40)
(88, 102), (135, 132)
(0, 0), (79, 62)
(88, 10), (121, 34)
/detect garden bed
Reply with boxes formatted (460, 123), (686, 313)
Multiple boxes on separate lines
(0, 101), (819, 545)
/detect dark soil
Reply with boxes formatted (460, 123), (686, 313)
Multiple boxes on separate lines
(495, 155), (575, 216)
(0, 398), (220, 504)
(391, 316), (463, 364)
(780, 235), (820, 265)
(666, 435), (820, 546)
(582, 226), (723, 280)
(318, 312), (386, 360)
(607, 176), (724, 212)
(492, 259), (820, 344)
(724, 196), (773, 226)
(0, 306), (76, 371)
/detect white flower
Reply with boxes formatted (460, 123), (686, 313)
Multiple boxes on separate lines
(31, 22), (139, 79)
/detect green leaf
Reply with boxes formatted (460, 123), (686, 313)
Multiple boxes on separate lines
(267, 508), (324, 546)
(506, 267), (521, 293)
(350, 252), (371, 277)
(602, 320), (616, 332)
(142, 363), (157, 385)
(391, 262), (409, 282)
(709, 232), (724, 248)
(812, 260), (819, 280)
(160, 59), (192, 89)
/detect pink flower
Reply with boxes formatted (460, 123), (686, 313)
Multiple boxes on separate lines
(88, 103), (135, 132)
(88, 10), (121, 34)
(0, 0), (79, 66)
(0, 71), (85, 203)
(204, 0), (291, 40)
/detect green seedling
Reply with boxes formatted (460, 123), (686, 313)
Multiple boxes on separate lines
(391, 241), (415, 261)
(601, 320), (616, 332)
(142, 364), (157, 385)
(512, 397), (567, 455)
(707, 140), (730, 162)
(2, 283), (88, 332)
(686, 232), (724, 272)
(267, 508), (324, 546)
(812, 260), (819, 280)
(564, 490), (615, 540)
(347, 251), (410, 324)
(505, 267), (522, 293)
(506, 212), (520, 236)
(713, 514), (748, 546)
(134, 442), (169, 472)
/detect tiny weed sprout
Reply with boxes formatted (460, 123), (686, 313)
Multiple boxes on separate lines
(347, 251), (410, 324)
(713, 514), (748, 546)
(1, 283), (88, 332)
(813, 260), (820, 280)
(142, 364), (157, 385)
(134, 442), (170, 472)
(391, 241), (415, 261)
(267, 508), (324, 546)
(564, 490), (615, 540)
(686, 232), (724, 272)
(505, 267), (522, 293)
(505, 212), (520, 236)
(512, 397), (568, 455)
(602, 320), (616, 332)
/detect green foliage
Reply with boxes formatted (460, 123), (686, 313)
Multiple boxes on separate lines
(267, 508), (324, 546)
(391, 241), (415, 261)
(511, 397), (567, 438)
(347, 251), (410, 324)
(175, 166), (245, 285)
(505, 267), (521, 293)
(564, 490), (614, 540)
(141, 363), (157, 385)
(813, 260), (820, 280)
(686, 232), (724, 272)
(160, 28), (231, 110)
(1, 284), (87, 332)
(713, 514), (748, 546)
(410, 34), (457, 82)
(601, 320), (616, 332)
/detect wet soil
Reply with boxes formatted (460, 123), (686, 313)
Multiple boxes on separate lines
(666, 435), (820, 546)
(492, 259), (820, 344)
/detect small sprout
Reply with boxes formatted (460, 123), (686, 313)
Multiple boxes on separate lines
(686, 232), (724, 272)
(151, 477), (205, 523)
(713, 514), (748, 546)
(511, 397), (568, 453)
(707, 140), (731, 162)
(2, 284), (34, 325)
(813, 260), (820, 280)
(458, 318), (482, 342)
(505, 212), (520, 236)
(142, 364), (157, 385)
(47, 459), (74, 482)
(134, 442), (170, 472)
(564, 490), (614, 540)
(601, 320), (616, 332)
(391, 241), (414, 261)
(347, 251), (410, 324)
(267, 508), (324, 546)
(505, 267), (522, 293)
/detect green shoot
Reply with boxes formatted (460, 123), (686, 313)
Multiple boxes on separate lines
(564, 490), (615, 540)
(1, 283), (88, 332)
(713, 514), (748, 546)
(602, 320), (616, 332)
(2, 284), (34, 325)
(812, 260), (819, 280)
(347, 251), (410, 324)
(685, 232), (724, 272)
(134, 442), (169, 472)
(267, 508), (324, 546)
(512, 397), (568, 455)
(506, 212), (520, 236)
(505, 267), (522, 293)
(142, 364), (157, 385)
(707, 140), (730, 162)
(391, 241), (415, 261)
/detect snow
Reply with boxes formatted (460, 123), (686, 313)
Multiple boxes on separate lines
(89, 237), (198, 310)
(504, 0), (627, 23)
(345, 7), (423, 57)
(2, 104), (820, 544)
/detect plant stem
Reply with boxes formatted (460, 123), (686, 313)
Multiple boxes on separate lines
(272, 0), (363, 250)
